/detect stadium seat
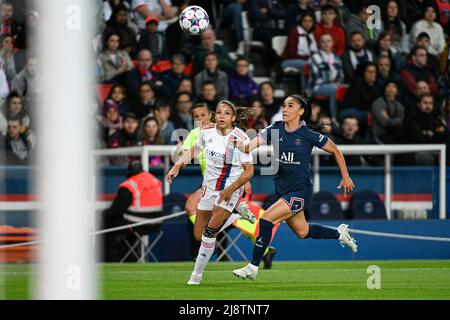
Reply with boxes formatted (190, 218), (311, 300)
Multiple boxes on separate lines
(240, 11), (265, 56)
(96, 84), (112, 106)
(349, 190), (387, 220)
(309, 191), (345, 220)
(335, 85), (348, 104)
(271, 35), (287, 57)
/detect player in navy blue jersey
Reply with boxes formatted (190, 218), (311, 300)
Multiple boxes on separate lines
(233, 94), (357, 280)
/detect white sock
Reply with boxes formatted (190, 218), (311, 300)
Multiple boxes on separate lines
(193, 235), (216, 276)
(219, 213), (240, 233)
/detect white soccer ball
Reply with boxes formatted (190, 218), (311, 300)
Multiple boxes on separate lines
(179, 5), (209, 35)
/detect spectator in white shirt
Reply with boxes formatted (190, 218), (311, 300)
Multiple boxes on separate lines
(131, 0), (176, 32)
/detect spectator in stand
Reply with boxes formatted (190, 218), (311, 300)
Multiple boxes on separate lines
(222, 0), (247, 46)
(170, 92), (194, 130)
(373, 31), (405, 73)
(132, 81), (158, 119)
(154, 101), (175, 144)
(371, 80), (405, 144)
(376, 54), (402, 94)
(0, 34), (17, 82)
(281, 13), (317, 73)
(0, 1), (24, 41)
(0, 117), (35, 165)
(102, 0), (132, 22)
(284, 0), (315, 34)
(11, 57), (40, 107)
(197, 80), (220, 110)
(228, 56), (258, 105)
(177, 77), (195, 98)
(318, 113), (337, 141)
(160, 54), (187, 99)
(414, 32), (441, 79)
(101, 99), (123, 143)
(98, 32), (133, 83)
(131, 0), (176, 32)
(435, 0), (450, 36)
(400, 45), (438, 108)
(104, 84), (131, 116)
(194, 52), (228, 100)
(341, 62), (381, 126)
(334, 116), (364, 166)
(125, 49), (157, 104)
(246, 98), (268, 131)
(404, 94), (449, 165)
(193, 28), (234, 74)
(346, 1), (380, 49)
(314, 5), (346, 56)
(309, 33), (345, 123)
(258, 81), (281, 123)
(409, 4), (446, 57)
(107, 112), (141, 165)
(380, 0), (409, 54)
(103, 4), (138, 58)
(329, 0), (352, 27)
(342, 31), (375, 83)
(247, 0), (286, 61)
(138, 15), (168, 62)
(165, 2), (195, 59)
(139, 116), (164, 166)
(0, 91), (29, 135)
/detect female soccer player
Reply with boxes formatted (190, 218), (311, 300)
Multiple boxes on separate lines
(166, 100), (254, 285)
(233, 95), (357, 280)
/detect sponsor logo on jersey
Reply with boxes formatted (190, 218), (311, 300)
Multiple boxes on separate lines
(278, 152), (301, 165)
(206, 149), (226, 161)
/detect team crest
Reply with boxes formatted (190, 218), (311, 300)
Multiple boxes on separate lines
(295, 139), (301, 145)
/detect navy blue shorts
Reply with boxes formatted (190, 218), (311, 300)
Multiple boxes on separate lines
(276, 187), (313, 215)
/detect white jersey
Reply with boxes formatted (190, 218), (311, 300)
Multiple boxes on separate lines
(196, 124), (253, 191)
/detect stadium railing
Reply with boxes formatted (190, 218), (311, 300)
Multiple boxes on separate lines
(92, 144), (446, 220)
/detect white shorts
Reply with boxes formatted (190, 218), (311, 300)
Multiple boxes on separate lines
(197, 185), (244, 212)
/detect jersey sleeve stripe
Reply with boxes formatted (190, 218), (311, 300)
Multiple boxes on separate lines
(320, 138), (331, 150)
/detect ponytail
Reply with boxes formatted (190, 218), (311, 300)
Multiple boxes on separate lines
(216, 99), (253, 130)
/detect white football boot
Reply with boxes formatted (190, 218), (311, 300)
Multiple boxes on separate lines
(337, 224), (358, 253)
(187, 272), (202, 285)
(233, 263), (259, 280)
(237, 202), (256, 224)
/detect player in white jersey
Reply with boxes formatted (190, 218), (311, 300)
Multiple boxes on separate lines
(166, 100), (254, 285)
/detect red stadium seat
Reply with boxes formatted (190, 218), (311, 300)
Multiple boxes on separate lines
(336, 85), (348, 104)
(96, 84), (113, 106)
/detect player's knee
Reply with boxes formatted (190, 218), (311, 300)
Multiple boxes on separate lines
(185, 201), (196, 216)
(203, 221), (222, 238)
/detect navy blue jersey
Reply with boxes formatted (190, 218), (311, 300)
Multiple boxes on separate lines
(259, 121), (330, 195)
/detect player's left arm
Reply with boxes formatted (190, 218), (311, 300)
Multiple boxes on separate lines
(218, 162), (254, 204)
(322, 139), (355, 198)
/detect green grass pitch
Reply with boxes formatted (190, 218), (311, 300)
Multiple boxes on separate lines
(2, 260), (450, 300)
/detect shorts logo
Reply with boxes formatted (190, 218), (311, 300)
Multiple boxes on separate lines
(200, 186), (207, 197)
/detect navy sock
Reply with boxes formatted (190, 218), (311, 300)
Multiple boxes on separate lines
(306, 224), (339, 239)
(250, 219), (274, 267)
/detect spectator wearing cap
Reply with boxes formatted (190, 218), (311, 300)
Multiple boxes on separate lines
(194, 51), (228, 100)
(125, 49), (157, 104)
(409, 4), (446, 57)
(98, 32), (133, 83)
(107, 112), (141, 165)
(101, 99), (123, 142)
(414, 32), (440, 79)
(314, 4), (346, 56)
(371, 80), (405, 144)
(131, 0), (176, 33)
(138, 15), (167, 62)
(103, 4), (138, 58)
(159, 54), (188, 99)
(132, 81), (158, 119)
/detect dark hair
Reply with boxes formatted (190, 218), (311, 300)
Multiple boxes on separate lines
(300, 12), (316, 31)
(201, 79), (216, 89)
(140, 116), (164, 144)
(155, 99), (171, 110)
(107, 84), (126, 100)
(108, 4), (128, 24)
(102, 32), (120, 49)
(176, 91), (193, 102)
(349, 30), (364, 40)
(171, 53), (186, 64)
(234, 55), (250, 66)
(341, 115), (359, 125)
(191, 102), (211, 114)
(4, 91), (26, 119)
(381, 0), (403, 38)
(410, 45), (427, 57)
(321, 4), (338, 15)
(216, 100), (252, 129)
(419, 93), (434, 102)
(288, 94), (312, 124)
(258, 81), (275, 94)
(416, 32), (431, 41)
(204, 51), (218, 61)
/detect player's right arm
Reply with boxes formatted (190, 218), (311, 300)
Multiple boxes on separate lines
(236, 124), (274, 153)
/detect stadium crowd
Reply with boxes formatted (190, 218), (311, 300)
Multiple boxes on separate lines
(0, 0), (449, 166)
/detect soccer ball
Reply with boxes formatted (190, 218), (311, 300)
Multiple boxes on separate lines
(179, 5), (209, 35)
